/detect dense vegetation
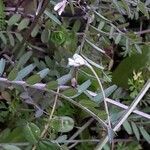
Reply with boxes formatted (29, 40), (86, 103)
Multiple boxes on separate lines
(0, 0), (150, 150)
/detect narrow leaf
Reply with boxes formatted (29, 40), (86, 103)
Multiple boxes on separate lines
(41, 29), (50, 43)
(51, 116), (74, 133)
(23, 122), (40, 144)
(82, 54), (104, 70)
(17, 51), (32, 68)
(44, 10), (62, 25)
(85, 39), (105, 54)
(7, 33), (15, 46)
(7, 14), (21, 26)
(2, 145), (21, 150)
(123, 121), (132, 134)
(18, 18), (30, 31)
(77, 80), (91, 93)
(0, 58), (6, 76)
(15, 64), (36, 80)
(115, 33), (122, 44)
(37, 68), (50, 79)
(139, 126), (150, 144)
(31, 24), (40, 37)
(0, 32), (7, 44)
(26, 74), (41, 85)
(131, 122), (140, 140)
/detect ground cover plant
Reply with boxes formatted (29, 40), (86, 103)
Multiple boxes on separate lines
(0, 0), (150, 150)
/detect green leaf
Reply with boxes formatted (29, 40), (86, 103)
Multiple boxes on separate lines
(7, 14), (21, 26)
(57, 74), (72, 85)
(134, 44), (142, 53)
(72, 20), (81, 32)
(94, 11), (111, 22)
(8, 68), (18, 81)
(31, 24), (40, 37)
(131, 122), (140, 141)
(18, 18), (30, 31)
(7, 32), (15, 46)
(121, 0), (131, 17)
(77, 80), (91, 93)
(3, 127), (25, 142)
(17, 51), (32, 68)
(112, 45), (150, 87)
(50, 30), (66, 45)
(23, 122), (40, 144)
(41, 29), (50, 43)
(79, 99), (98, 108)
(15, 64), (36, 80)
(123, 121), (132, 135)
(62, 88), (77, 97)
(92, 85), (117, 103)
(69, 0), (75, 15)
(0, 32), (7, 44)
(37, 68), (50, 78)
(51, 116), (74, 133)
(26, 74), (41, 85)
(0, 58), (6, 76)
(15, 33), (23, 42)
(82, 54), (104, 70)
(37, 140), (60, 150)
(138, 2), (149, 19)
(139, 126), (150, 144)
(44, 10), (62, 25)
(2, 145), (21, 150)
(115, 33), (122, 44)
(85, 39), (105, 54)
(109, 26), (115, 39)
(98, 21), (105, 30)
(47, 81), (58, 90)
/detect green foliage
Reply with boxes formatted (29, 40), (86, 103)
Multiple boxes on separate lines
(0, 0), (149, 149)
(123, 120), (150, 143)
(0, 0), (5, 30)
(50, 30), (66, 45)
(128, 71), (144, 98)
(51, 116), (74, 133)
(23, 122), (41, 144)
(112, 46), (150, 87)
(115, 142), (141, 150)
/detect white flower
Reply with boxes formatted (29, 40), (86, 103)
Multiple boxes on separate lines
(54, 0), (67, 15)
(68, 54), (87, 67)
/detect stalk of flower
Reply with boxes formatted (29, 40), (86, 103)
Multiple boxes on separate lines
(68, 54), (113, 140)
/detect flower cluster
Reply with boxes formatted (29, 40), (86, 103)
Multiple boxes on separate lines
(68, 54), (87, 67)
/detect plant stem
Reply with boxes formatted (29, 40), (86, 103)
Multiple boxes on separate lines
(86, 63), (112, 134)
(32, 88), (60, 150)
(95, 79), (150, 150)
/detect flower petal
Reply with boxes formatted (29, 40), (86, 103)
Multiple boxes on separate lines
(68, 54), (86, 67)
(54, 1), (64, 11)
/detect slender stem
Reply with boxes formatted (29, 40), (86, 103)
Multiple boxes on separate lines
(41, 88), (60, 138)
(113, 79), (150, 131)
(68, 118), (94, 141)
(0, 78), (149, 119)
(95, 79), (150, 150)
(16, 0), (49, 50)
(32, 88), (60, 150)
(0, 77), (108, 128)
(106, 98), (150, 119)
(87, 64), (112, 131)
(79, 17), (90, 53)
